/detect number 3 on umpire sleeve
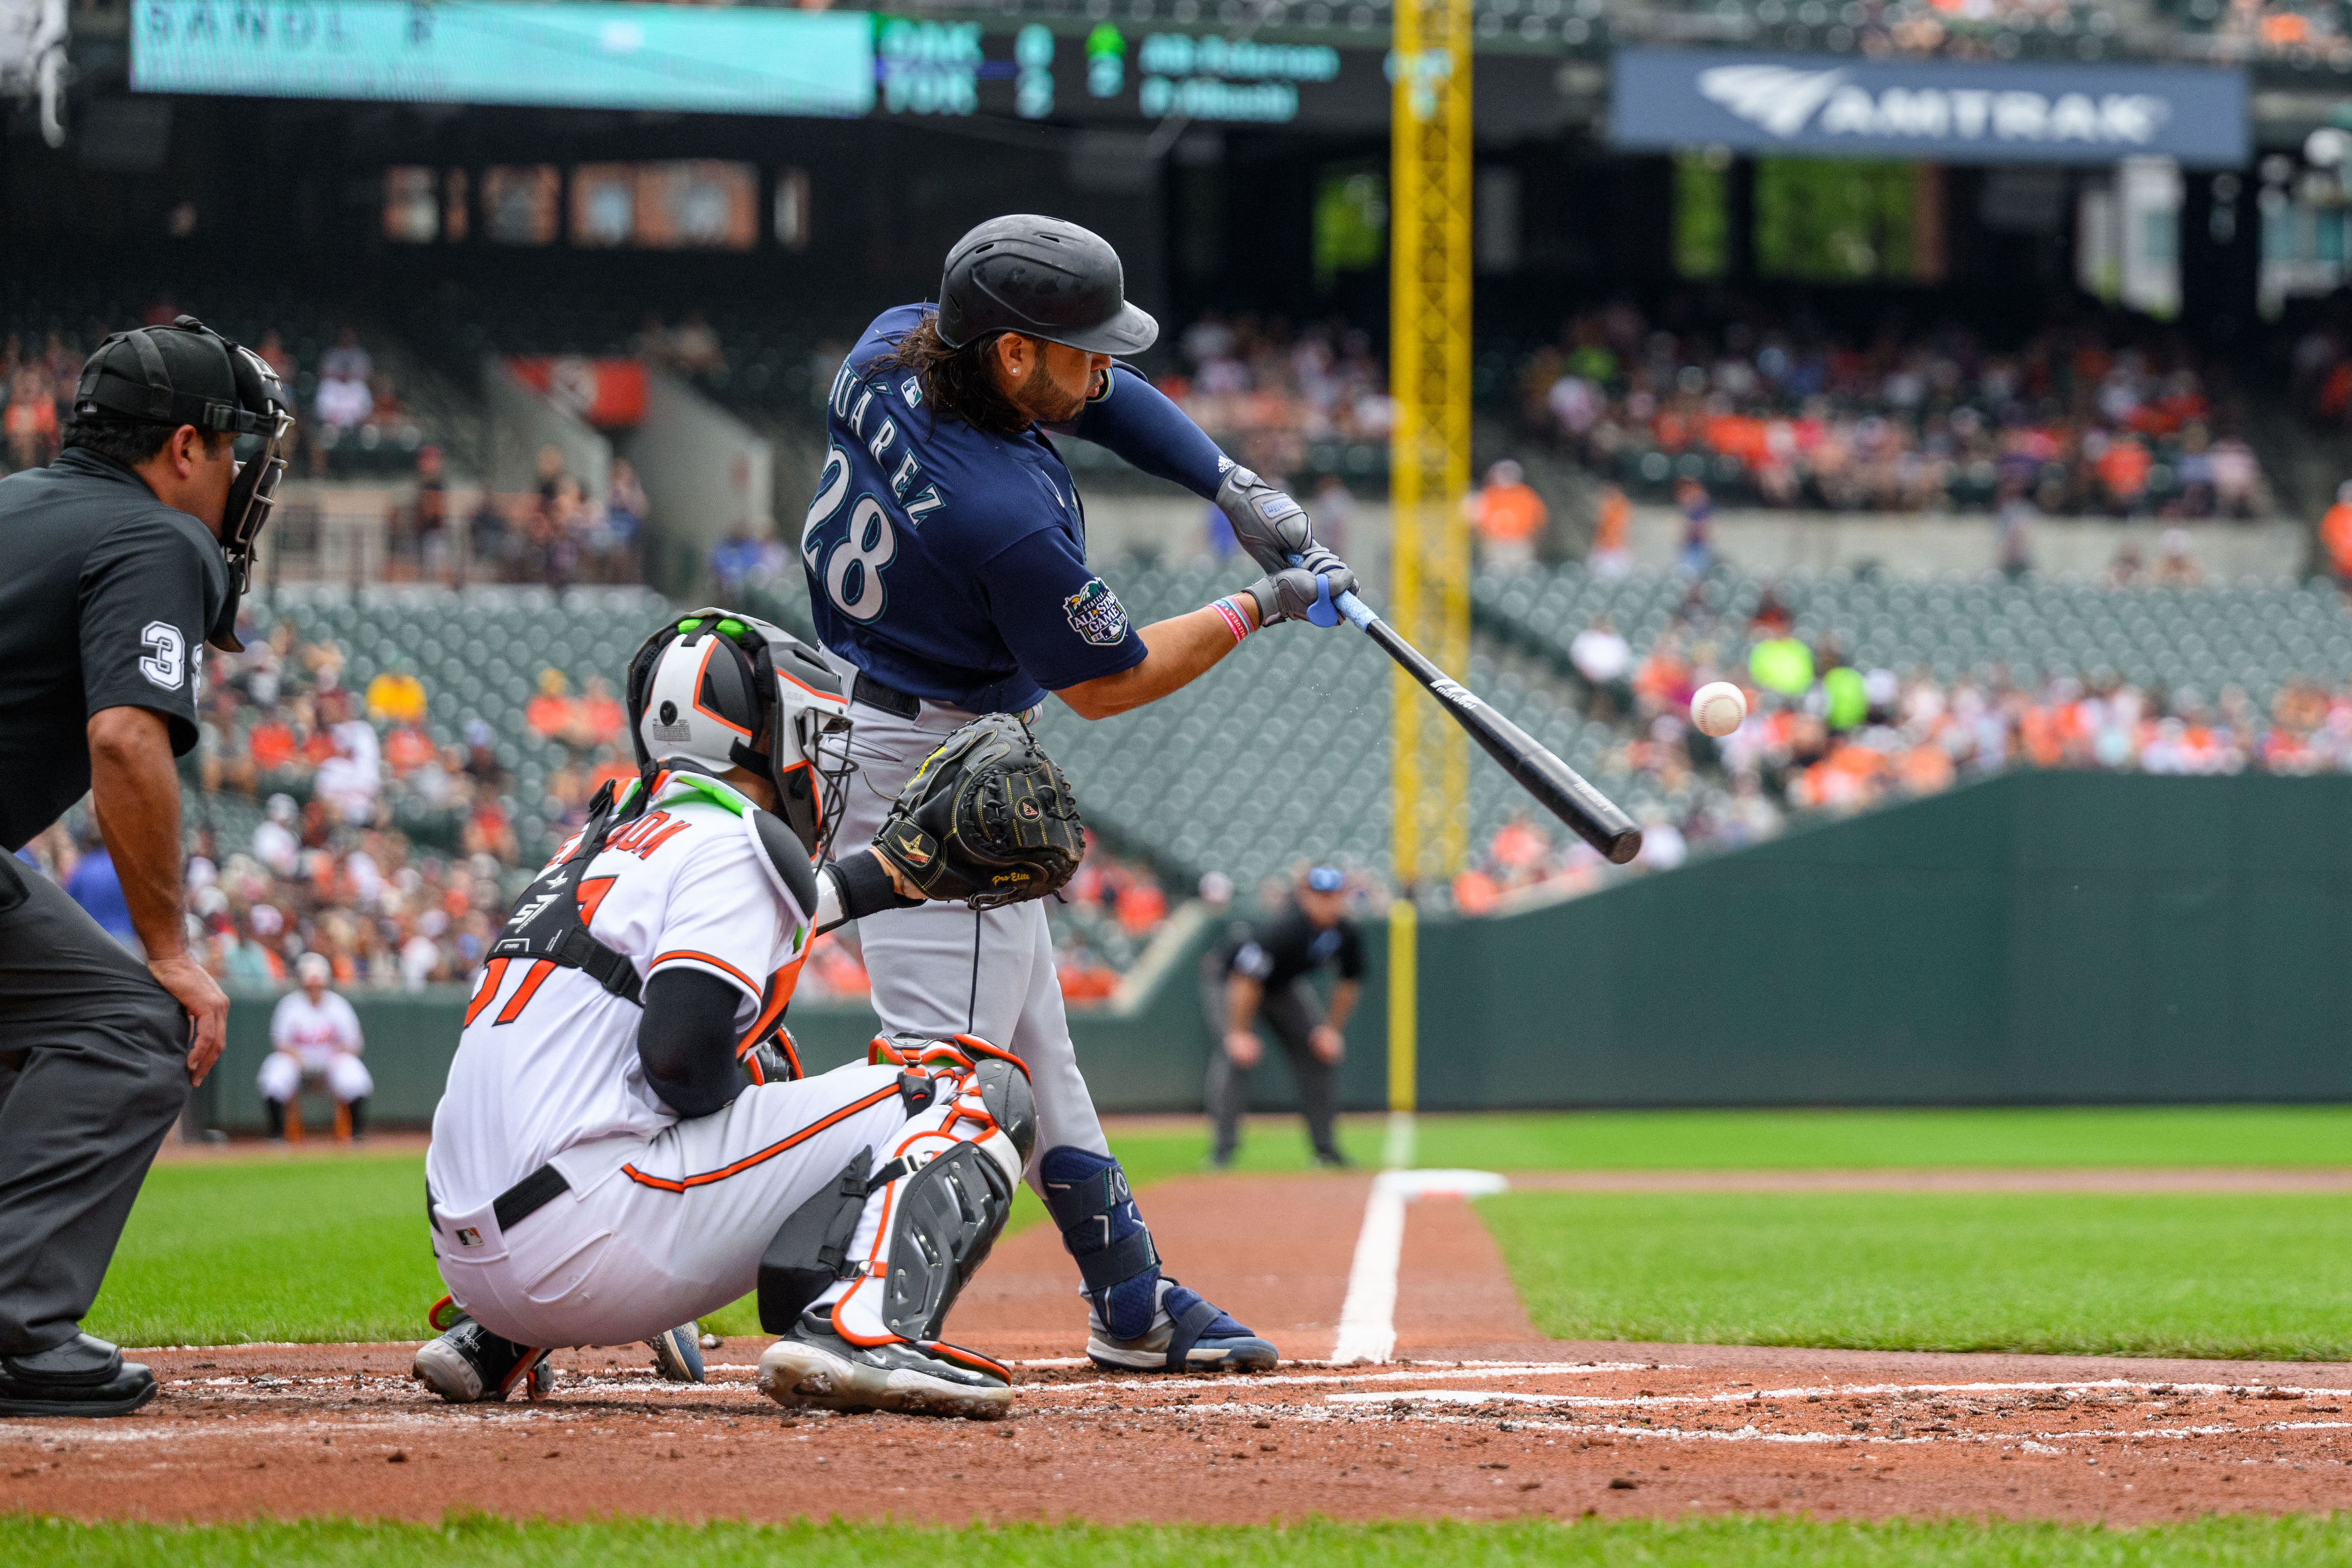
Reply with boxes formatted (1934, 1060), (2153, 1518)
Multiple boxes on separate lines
(802, 444), (896, 624)
(139, 620), (186, 691)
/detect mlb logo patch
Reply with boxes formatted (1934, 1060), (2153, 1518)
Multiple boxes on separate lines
(455, 1227), (483, 1248)
(1063, 578), (1130, 647)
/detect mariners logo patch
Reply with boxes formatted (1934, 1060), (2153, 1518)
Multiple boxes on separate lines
(1063, 578), (1130, 647)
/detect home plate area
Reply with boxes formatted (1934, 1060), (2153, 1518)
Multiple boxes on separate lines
(4, 1172), (2348, 1526)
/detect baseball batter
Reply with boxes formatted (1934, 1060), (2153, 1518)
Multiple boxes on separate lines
(410, 610), (1064, 1418)
(804, 214), (1357, 1373)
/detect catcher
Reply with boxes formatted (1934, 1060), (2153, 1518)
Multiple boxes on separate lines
(412, 610), (1081, 1418)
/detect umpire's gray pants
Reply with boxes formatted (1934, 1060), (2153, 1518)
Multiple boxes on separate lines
(824, 670), (1111, 1179)
(1199, 956), (1340, 1162)
(0, 856), (189, 1356)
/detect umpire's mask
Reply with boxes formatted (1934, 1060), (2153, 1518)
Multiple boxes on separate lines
(74, 315), (295, 653)
(624, 610), (855, 859)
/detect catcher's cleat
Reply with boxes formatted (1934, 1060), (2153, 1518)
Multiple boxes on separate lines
(757, 1310), (1011, 1420)
(1086, 1278), (1279, 1375)
(645, 1323), (706, 1384)
(412, 1312), (553, 1403)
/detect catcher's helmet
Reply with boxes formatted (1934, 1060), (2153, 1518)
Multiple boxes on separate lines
(624, 610), (853, 858)
(936, 214), (1158, 356)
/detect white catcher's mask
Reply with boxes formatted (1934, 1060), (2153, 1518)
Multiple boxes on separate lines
(623, 609), (853, 858)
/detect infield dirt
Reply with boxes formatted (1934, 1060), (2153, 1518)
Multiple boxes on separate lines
(6, 1172), (2348, 1526)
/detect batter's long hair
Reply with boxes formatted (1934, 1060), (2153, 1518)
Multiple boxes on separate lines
(881, 313), (1034, 438)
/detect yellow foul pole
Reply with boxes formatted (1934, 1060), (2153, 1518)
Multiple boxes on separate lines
(1386, 0), (1470, 1115)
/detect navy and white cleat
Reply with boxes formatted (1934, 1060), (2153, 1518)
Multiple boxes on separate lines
(1086, 1279), (1279, 1373)
(645, 1324), (706, 1384)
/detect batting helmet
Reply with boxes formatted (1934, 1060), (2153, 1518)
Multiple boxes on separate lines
(936, 214), (1158, 356)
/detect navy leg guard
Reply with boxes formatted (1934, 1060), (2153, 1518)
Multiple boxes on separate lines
(1039, 1147), (1160, 1343)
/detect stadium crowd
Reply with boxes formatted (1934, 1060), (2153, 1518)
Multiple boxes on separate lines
(1156, 312), (1396, 482)
(1513, 301), (2265, 517)
(1454, 608), (2352, 912)
(6, 605), (1176, 1000)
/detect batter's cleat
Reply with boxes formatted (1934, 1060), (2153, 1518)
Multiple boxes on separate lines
(645, 1323), (706, 1384)
(756, 1311), (1011, 1420)
(1086, 1279), (1279, 1374)
(412, 1313), (553, 1403)
(0, 1334), (157, 1418)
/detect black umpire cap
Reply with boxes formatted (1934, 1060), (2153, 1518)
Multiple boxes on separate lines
(936, 215), (1158, 357)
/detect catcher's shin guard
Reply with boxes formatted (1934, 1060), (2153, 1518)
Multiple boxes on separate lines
(757, 1035), (1036, 1353)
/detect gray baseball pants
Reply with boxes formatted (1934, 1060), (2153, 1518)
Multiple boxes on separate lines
(0, 857), (189, 1356)
(825, 677), (1111, 1180)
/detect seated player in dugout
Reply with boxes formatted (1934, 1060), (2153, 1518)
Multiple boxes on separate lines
(800, 214), (1358, 1373)
(412, 611), (1086, 1418)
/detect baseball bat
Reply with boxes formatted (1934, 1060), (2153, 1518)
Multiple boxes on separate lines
(1306, 573), (1644, 865)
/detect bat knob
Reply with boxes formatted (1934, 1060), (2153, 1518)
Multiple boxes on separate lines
(1601, 827), (1643, 866)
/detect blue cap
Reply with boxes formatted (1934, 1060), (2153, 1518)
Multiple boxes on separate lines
(1305, 865), (1345, 893)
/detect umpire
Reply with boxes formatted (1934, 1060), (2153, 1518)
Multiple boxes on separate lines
(1201, 866), (1363, 1169)
(0, 317), (291, 1418)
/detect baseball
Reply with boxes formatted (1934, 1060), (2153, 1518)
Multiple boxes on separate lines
(1690, 681), (1748, 738)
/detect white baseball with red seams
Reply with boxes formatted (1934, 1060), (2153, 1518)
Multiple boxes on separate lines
(1690, 680), (1748, 738)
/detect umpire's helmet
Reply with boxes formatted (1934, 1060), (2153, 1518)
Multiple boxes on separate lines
(936, 215), (1158, 356)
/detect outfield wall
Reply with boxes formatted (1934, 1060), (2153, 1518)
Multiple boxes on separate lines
(189, 772), (2352, 1132)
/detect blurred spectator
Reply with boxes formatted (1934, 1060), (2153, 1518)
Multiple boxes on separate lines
(1675, 478), (1715, 575)
(603, 458), (648, 564)
(320, 327), (372, 384)
(1164, 312), (1390, 482)
(1588, 483), (1633, 578)
(258, 952), (373, 1143)
(314, 367), (373, 431)
(1469, 460), (1546, 572)
(1997, 485), (2036, 581)
(668, 311), (725, 376)
(1569, 615), (1634, 719)
(1201, 865), (1360, 1169)
(2323, 481), (2352, 589)
(410, 445), (449, 580)
(63, 831), (134, 949)
(365, 657), (427, 727)
(711, 525), (770, 595)
(3, 364), (59, 472)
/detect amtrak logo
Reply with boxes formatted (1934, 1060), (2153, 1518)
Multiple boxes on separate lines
(1063, 577), (1131, 647)
(1697, 63), (2168, 145)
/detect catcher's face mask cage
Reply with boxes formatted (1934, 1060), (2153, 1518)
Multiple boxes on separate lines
(625, 609), (853, 858)
(74, 315), (294, 653)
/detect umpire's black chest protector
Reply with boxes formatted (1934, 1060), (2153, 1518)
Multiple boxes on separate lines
(488, 783), (645, 1004)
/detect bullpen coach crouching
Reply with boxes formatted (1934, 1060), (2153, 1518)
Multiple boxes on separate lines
(0, 317), (293, 1418)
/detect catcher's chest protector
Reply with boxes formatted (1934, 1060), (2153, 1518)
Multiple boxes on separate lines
(487, 787), (645, 1005)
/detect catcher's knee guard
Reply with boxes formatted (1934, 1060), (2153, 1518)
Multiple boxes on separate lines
(1040, 1146), (1160, 1342)
(757, 1035), (1035, 1343)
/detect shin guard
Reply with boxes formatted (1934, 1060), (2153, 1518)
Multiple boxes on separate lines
(1039, 1147), (1160, 1343)
(814, 1035), (1036, 1347)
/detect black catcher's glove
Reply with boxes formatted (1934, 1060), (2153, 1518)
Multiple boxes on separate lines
(872, 715), (1085, 910)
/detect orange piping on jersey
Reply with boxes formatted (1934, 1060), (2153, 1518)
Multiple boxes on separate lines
(463, 958), (512, 1028)
(732, 979), (794, 1073)
(648, 949), (760, 996)
(495, 959), (558, 1024)
(618, 1082), (903, 1192)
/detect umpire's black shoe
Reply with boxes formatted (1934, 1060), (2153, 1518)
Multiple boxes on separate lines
(0, 1333), (157, 1418)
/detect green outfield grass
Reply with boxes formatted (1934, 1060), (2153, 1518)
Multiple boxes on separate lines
(1406, 1105), (2352, 1171)
(8, 1514), (2352, 1567)
(88, 1105), (2352, 1348)
(1480, 1190), (2352, 1362)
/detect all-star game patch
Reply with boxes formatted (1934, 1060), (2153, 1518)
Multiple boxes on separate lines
(1063, 578), (1131, 647)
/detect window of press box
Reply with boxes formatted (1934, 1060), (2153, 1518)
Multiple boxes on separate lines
(383, 167), (438, 244)
(483, 165), (561, 246)
(572, 161), (758, 250)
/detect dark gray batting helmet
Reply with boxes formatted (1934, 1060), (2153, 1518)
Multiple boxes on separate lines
(936, 214), (1158, 356)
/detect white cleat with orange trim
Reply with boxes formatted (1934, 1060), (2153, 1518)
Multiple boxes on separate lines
(757, 1310), (1012, 1419)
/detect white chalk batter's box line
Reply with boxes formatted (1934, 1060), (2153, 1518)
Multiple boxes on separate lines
(1319, 1377), (2352, 1409)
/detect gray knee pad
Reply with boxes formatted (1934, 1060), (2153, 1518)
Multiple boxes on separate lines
(880, 1141), (1021, 1341)
(757, 1150), (872, 1333)
(972, 1056), (1037, 1165)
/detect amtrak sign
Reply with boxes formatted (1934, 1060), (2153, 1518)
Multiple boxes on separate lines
(1612, 49), (2247, 167)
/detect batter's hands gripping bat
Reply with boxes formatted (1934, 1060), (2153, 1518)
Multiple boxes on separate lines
(1298, 563), (1644, 866)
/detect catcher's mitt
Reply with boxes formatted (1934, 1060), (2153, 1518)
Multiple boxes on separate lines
(872, 715), (1084, 909)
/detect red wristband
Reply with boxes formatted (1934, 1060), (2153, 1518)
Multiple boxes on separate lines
(1210, 596), (1251, 644)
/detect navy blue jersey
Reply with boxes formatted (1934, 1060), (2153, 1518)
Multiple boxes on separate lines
(800, 304), (1151, 714)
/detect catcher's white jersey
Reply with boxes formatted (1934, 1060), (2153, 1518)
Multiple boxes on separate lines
(425, 772), (811, 1216)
